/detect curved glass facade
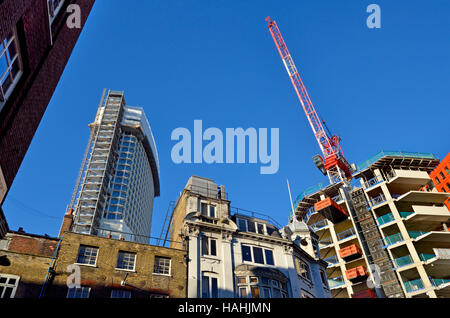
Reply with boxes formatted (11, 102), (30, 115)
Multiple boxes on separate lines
(72, 90), (159, 243)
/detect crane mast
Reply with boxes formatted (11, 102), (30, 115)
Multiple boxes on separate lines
(265, 17), (353, 183)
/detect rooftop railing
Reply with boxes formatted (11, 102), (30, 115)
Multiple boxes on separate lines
(186, 184), (229, 200)
(293, 183), (324, 212)
(230, 207), (283, 229)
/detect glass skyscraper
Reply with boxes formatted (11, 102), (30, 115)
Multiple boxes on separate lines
(71, 90), (160, 243)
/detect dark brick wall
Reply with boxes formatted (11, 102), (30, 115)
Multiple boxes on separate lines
(7, 232), (59, 257)
(0, 0), (95, 200)
(0, 232), (59, 298)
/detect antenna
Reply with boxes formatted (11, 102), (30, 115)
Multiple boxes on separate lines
(286, 179), (295, 220)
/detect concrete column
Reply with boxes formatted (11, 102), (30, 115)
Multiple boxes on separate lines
(220, 233), (234, 297)
(187, 234), (199, 297)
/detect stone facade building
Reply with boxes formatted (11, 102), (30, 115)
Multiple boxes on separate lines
(169, 176), (330, 298)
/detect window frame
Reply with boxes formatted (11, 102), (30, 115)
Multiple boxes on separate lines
(236, 275), (288, 299)
(241, 244), (275, 266)
(67, 286), (91, 298)
(47, 0), (66, 24)
(75, 245), (99, 267)
(0, 28), (23, 111)
(201, 273), (218, 298)
(236, 218), (267, 235)
(0, 274), (20, 298)
(153, 256), (171, 276)
(201, 236), (217, 257)
(295, 257), (312, 282)
(115, 251), (137, 272)
(110, 289), (131, 298)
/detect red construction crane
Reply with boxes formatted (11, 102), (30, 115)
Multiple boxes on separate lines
(265, 17), (353, 182)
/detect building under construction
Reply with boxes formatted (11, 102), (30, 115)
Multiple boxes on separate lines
(265, 18), (450, 298)
(294, 151), (450, 298)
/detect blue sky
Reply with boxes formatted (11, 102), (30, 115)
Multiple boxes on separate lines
(3, 0), (450, 237)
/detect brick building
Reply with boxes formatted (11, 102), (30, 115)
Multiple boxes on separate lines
(0, 231), (59, 298)
(0, 217), (187, 298)
(0, 0), (95, 211)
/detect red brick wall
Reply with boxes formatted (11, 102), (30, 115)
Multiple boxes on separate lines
(0, 0), (95, 198)
(7, 233), (59, 257)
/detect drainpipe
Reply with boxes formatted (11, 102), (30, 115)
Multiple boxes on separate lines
(39, 235), (63, 298)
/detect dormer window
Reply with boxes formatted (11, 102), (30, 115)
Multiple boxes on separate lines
(200, 202), (216, 218)
(237, 217), (266, 235)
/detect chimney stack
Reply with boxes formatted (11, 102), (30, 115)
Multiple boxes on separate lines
(59, 208), (74, 237)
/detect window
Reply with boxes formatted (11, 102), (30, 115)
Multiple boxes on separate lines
(201, 236), (217, 257)
(238, 218), (247, 231)
(67, 286), (90, 298)
(150, 293), (169, 298)
(153, 256), (171, 275)
(48, 0), (65, 23)
(441, 172), (446, 180)
(209, 205), (216, 218)
(236, 275), (288, 299)
(236, 218), (266, 235)
(241, 244), (275, 266)
(264, 249), (274, 266)
(0, 274), (19, 298)
(435, 177), (441, 185)
(201, 274), (218, 298)
(0, 30), (22, 110)
(445, 167), (450, 175)
(257, 223), (265, 235)
(253, 247), (264, 264)
(247, 221), (256, 233)
(239, 287), (248, 298)
(295, 258), (311, 281)
(320, 270), (328, 287)
(251, 286), (260, 298)
(116, 251), (136, 271)
(200, 202), (208, 216)
(111, 289), (131, 298)
(241, 245), (252, 262)
(76, 245), (98, 266)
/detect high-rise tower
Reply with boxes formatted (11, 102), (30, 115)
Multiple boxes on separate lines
(70, 90), (160, 243)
